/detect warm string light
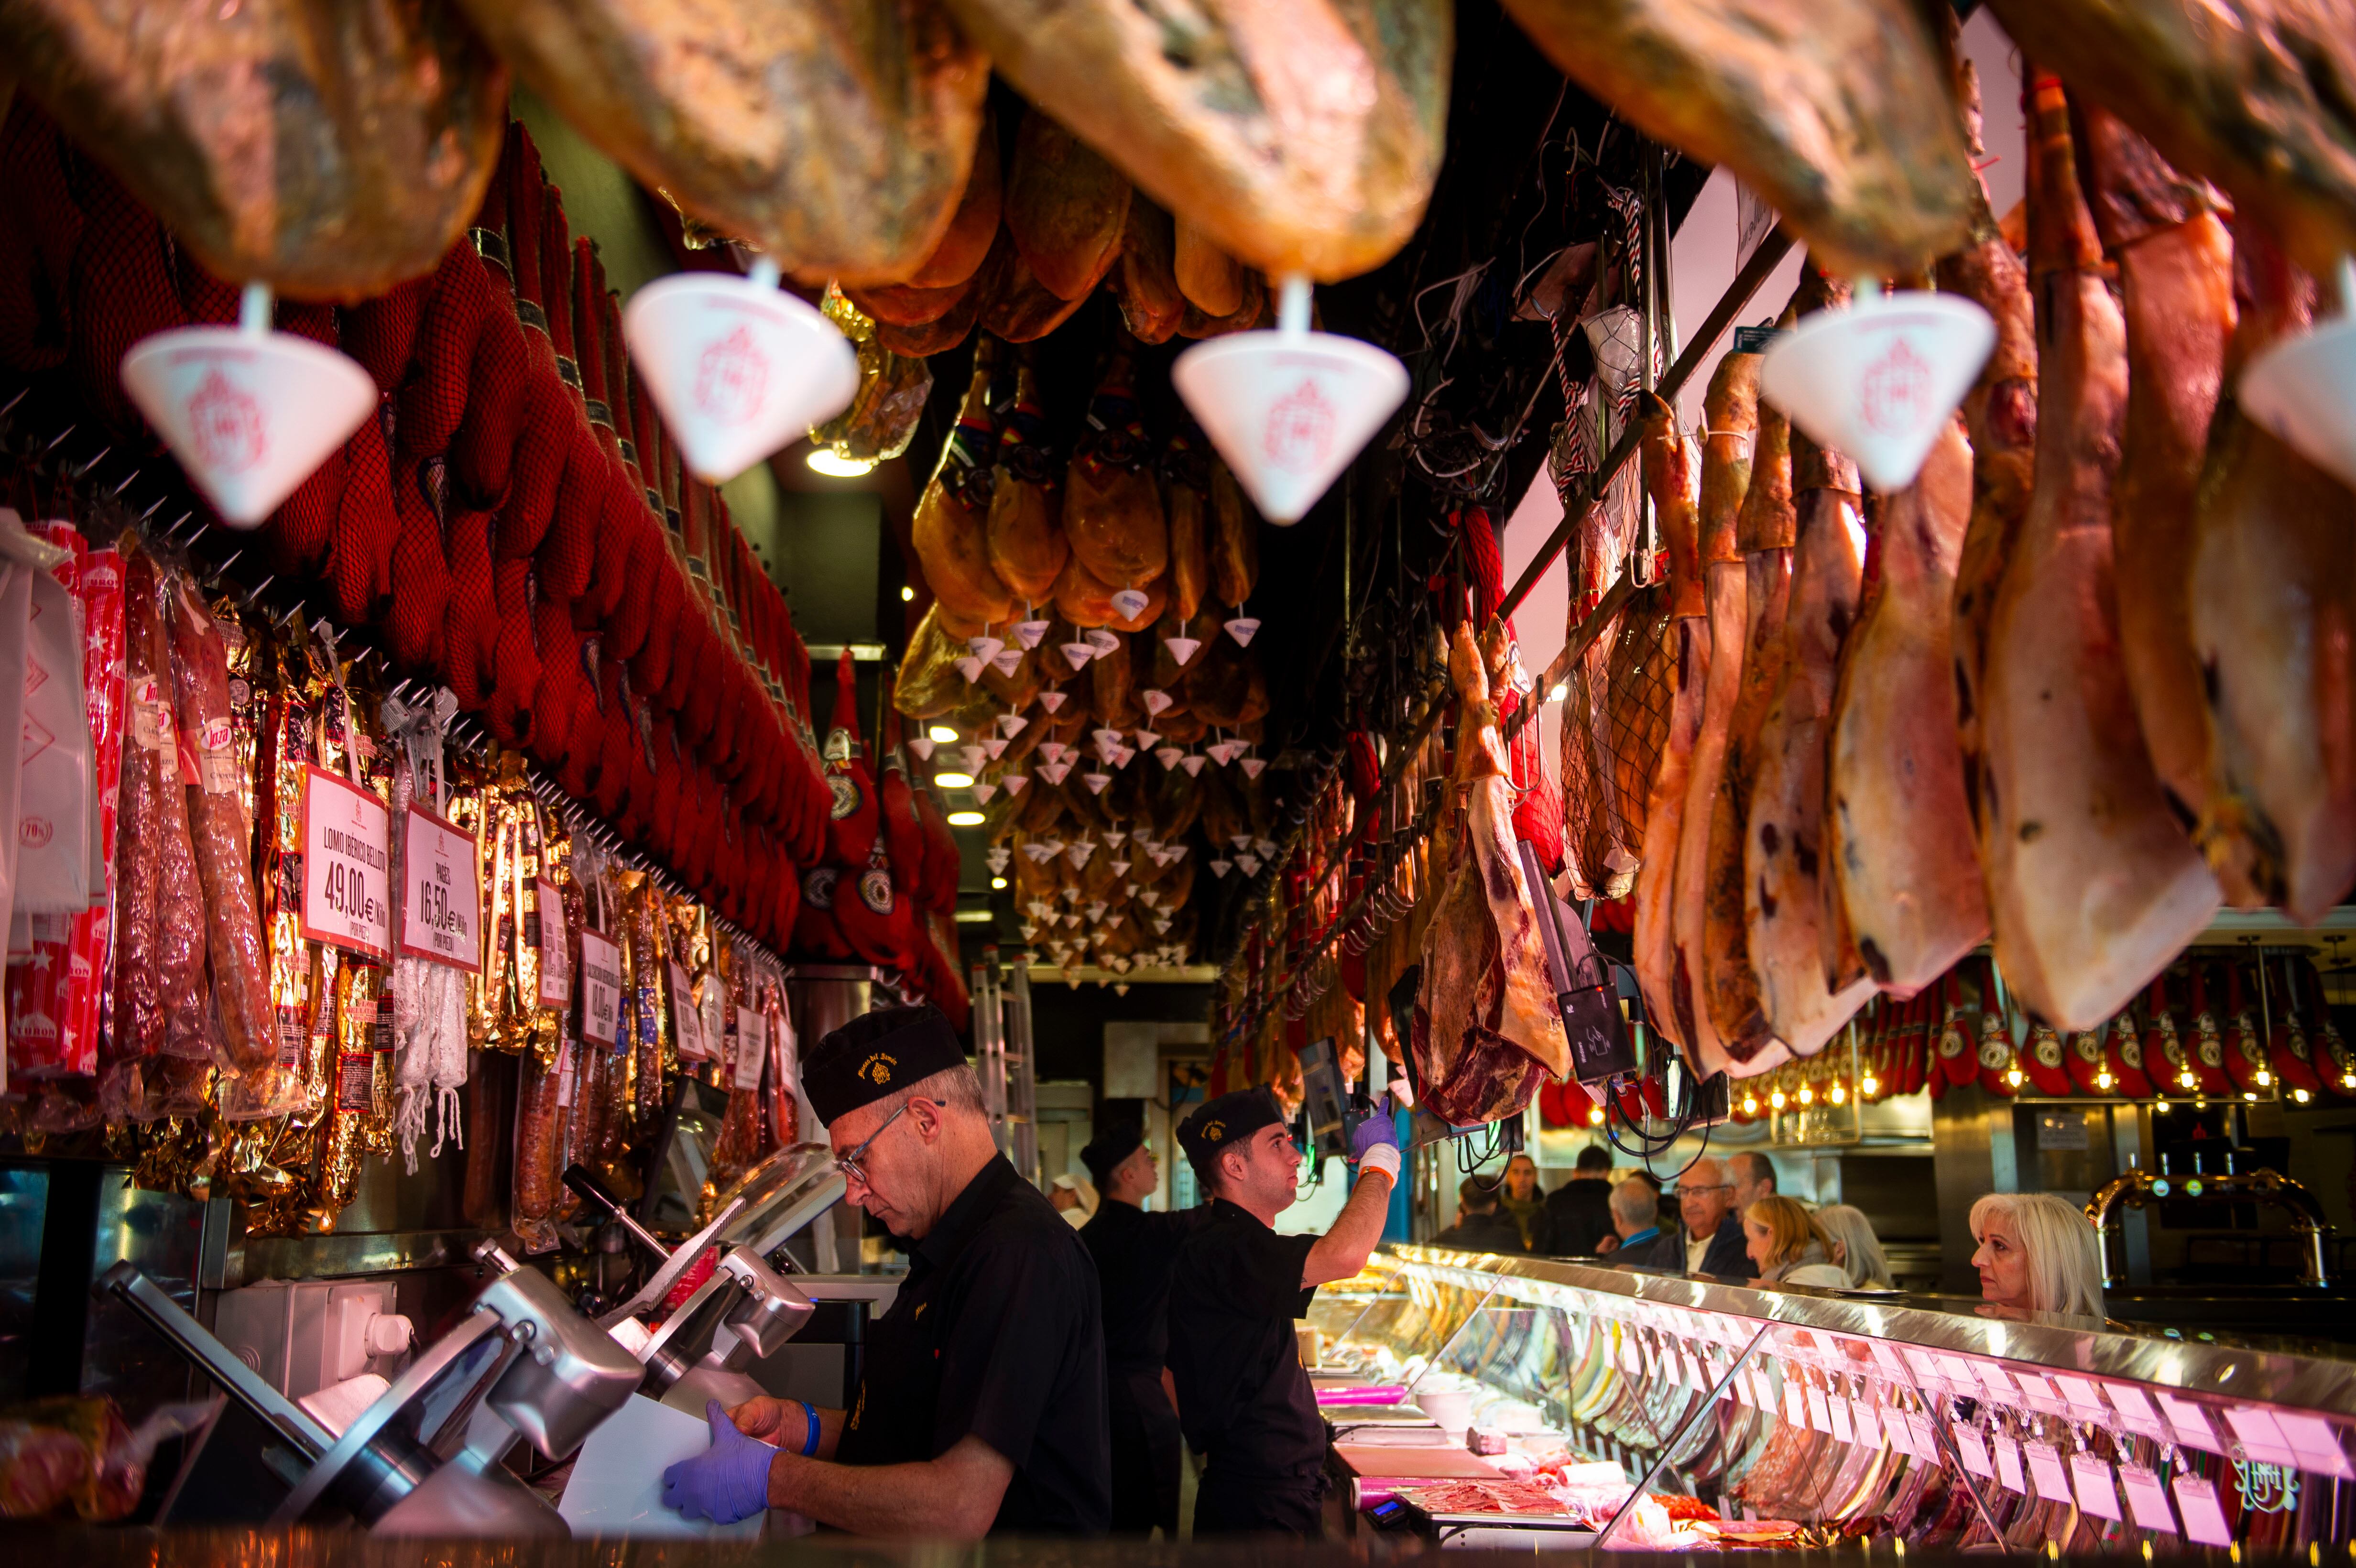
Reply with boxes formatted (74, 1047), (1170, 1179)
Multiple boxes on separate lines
(2005, 1064), (2025, 1089)
(1797, 1084), (1816, 1107)
(1768, 1088), (1788, 1111)
(1742, 1093), (1760, 1115)
(1859, 1073), (1879, 1097)
(1828, 1081), (1847, 1105)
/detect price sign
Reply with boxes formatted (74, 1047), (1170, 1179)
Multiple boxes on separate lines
(579, 931), (622, 1047)
(398, 806), (481, 971)
(1994, 1434), (2028, 1494)
(2172, 1473), (2234, 1547)
(736, 1006), (769, 1091)
(2025, 1439), (2072, 1501)
(669, 960), (709, 1060)
(301, 766), (391, 960)
(1951, 1423), (1993, 1478)
(535, 878), (568, 1007)
(2071, 1452), (2121, 1520)
(2117, 1463), (2178, 1534)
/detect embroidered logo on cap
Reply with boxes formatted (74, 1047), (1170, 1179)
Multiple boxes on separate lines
(1200, 1120), (1225, 1142)
(860, 1052), (897, 1086)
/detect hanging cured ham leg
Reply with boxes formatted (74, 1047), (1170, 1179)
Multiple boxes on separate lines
(1670, 348), (1759, 1066)
(2189, 214), (2356, 923)
(1980, 0), (2356, 280)
(1972, 74), (2218, 1031)
(1411, 623), (1571, 1125)
(450, 0), (987, 285)
(1825, 409), (1985, 993)
(1745, 426), (1873, 1057)
(1631, 394), (1708, 1057)
(2088, 110), (2236, 828)
(1700, 290), (1812, 1072)
(912, 341), (1017, 626)
(1499, 0), (1973, 276)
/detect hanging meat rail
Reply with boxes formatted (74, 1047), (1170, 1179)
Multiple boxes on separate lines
(1216, 227), (1794, 1037)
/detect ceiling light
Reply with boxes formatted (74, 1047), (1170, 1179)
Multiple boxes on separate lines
(953, 909), (993, 923)
(2006, 1066), (2024, 1088)
(946, 810), (985, 827)
(935, 772), (975, 789)
(1797, 1085), (1815, 1106)
(2255, 1069), (2272, 1087)
(1768, 1089), (1787, 1111)
(2293, 1088), (2312, 1104)
(1741, 1095), (1759, 1115)
(928, 725), (959, 743)
(1828, 1082), (1847, 1105)
(1586, 1107), (1604, 1126)
(991, 876), (1007, 890)
(807, 449), (875, 478)
(900, 584), (915, 601)
(1859, 1074), (1879, 1097)
(2096, 1070), (2114, 1090)
(1548, 682), (1568, 702)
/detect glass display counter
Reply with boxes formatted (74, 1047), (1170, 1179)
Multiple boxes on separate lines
(1309, 1246), (2355, 1551)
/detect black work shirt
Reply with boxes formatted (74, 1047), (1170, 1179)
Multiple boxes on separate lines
(1166, 1198), (1323, 1485)
(1080, 1198), (1208, 1377)
(834, 1154), (1111, 1534)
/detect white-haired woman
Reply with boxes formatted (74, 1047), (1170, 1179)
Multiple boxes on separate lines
(1811, 1204), (1894, 1290)
(1969, 1192), (2105, 1319)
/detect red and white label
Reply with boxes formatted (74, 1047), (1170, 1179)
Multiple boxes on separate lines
(735, 1006), (768, 1091)
(579, 931), (621, 1047)
(300, 766), (391, 960)
(397, 805), (480, 971)
(535, 877), (568, 1007)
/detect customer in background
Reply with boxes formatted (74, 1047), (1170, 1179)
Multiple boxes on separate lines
(1049, 1173), (1098, 1230)
(1675, 1157), (1753, 1279)
(1540, 1144), (1616, 1255)
(1743, 1195), (1848, 1286)
(1604, 1178), (1684, 1269)
(1433, 1177), (1526, 1253)
(1728, 1151), (1777, 1215)
(1811, 1204), (1894, 1290)
(1496, 1153), (1546, 1250)
(1970, 1192), (2105, 1319)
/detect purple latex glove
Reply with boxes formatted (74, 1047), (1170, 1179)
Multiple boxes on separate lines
(661, 1400), (777, 1524)
(1350, 1103), (1400, 1162)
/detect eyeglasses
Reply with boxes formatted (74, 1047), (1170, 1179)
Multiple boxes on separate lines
(1680, 1183), (1733, 1195)
(833, 1100), (915, 1187)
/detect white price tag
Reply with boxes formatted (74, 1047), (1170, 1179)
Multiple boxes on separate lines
(578, 931), (622, 1047)
(735, 1006), (768, 1091)
(2052, 1375), (2105, 1415)
(2223, 1405), (2300, 1468)
(301, 766), (392, 960)
(1951, 1423), (1993, 1477)
(2118, 1463), (2178, 1534)
(2172, 1473), (2234, 1547)
(669, 960), (708, 1060)
(2103, 1382), (2172, 1442)
(1994, 1434), (2028, 1493)
(1754, 1365), (1779, 1410)
(536, 877), (568, 1007)
(2272, 1412), (2355, 1479)
(2025, 1439), (2072, 1501)
(397, 806), (481, 971)
(2071, 1452), (2121, 1520)
(1784, 1381), (1808, 1430)
(2156, 1393), (2225, 1453)
(1828, 1393), (1854, 1444)
(1908, 1412), (1938, 1459)
(1850, 1398), (1883, 1452)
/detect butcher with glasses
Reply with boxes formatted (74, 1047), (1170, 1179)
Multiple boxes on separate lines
(660, 1003), (1110, 1536)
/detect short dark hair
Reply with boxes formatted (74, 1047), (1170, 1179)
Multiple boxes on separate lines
(1575, 1145), (1613, 1174)
(1457, 1177), (1499, 1212)
(1734, 1152), (1776, 1192)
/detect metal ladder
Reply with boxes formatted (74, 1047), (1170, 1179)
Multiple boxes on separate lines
(971, 946), (1039, 1185)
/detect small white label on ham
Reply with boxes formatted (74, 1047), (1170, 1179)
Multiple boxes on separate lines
(580, 931), (622, 1046)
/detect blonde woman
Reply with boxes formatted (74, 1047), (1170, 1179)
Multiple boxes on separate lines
(1969, 1192), (2105, 1319)
(1742, 1195), (1848, 1286)
(1811, 1204), (1894, 1290)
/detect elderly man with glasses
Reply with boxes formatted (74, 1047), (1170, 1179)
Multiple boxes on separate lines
(1676, 1156), (1755, 1279)
(661, 1004), (1110, 1536)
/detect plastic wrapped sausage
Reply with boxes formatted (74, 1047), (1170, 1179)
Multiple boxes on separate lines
(164, 571), (274, 1076)
(512, 1038), (564, 1253)
(105, 549), (164, 1078)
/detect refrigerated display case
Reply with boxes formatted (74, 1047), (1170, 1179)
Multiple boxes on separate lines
(1310, 1246), (2356, 1551)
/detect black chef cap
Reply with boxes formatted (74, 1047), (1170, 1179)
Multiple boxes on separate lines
(1080, 1123), (1145, 1189)
(1176, 1089), (1286, 1184)
(803, 1004), (968, 1124)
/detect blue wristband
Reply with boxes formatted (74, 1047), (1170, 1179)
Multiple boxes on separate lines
(796, 1400), (820, 1457)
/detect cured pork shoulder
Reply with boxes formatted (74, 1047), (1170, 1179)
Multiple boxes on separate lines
(1982, 0), (2356, 279)
(1412, 623), (1571, 1125)
(5, 0), (507, 295)
(940, 0), (1449, 280)
(1826, 411), (1985, 993)
(1669, 349), (1759, 1065)
(1971, 74), (2217, 1031)
(1745, 427), (1873, 1056)
(449, 0), (986, 285)
(2088, 110), (2235, 828)
(2189, 213), (2356, 923)
(1499, 0), (1974, 275)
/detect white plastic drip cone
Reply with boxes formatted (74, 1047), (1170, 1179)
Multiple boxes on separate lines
(119, 283), (376, 526)
(1171, 275), (1409, 524)
(623, 259), (859, 483)
(1759, 280), (1995, 492)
